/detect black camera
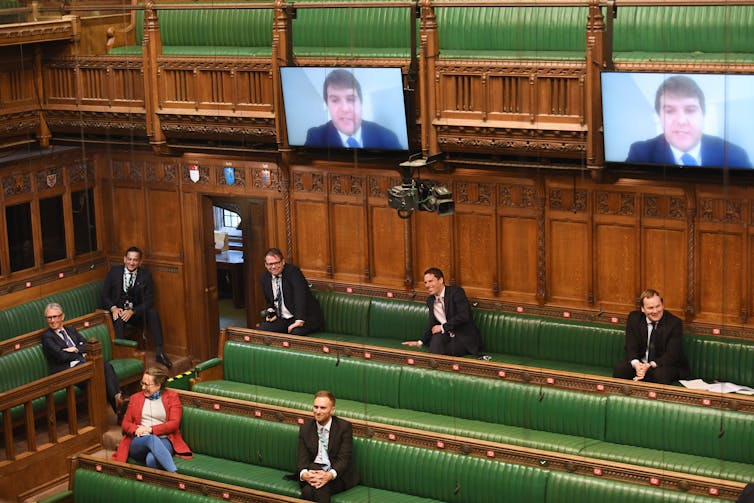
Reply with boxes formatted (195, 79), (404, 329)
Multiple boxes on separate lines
(263, 307), (277, 320)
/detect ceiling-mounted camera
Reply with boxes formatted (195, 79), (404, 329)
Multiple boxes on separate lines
(387, 155), (454, 219)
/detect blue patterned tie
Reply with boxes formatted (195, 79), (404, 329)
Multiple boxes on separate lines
(318, 427), (331, 470)
(680, 153), (697, 166)
(346, 136), (360, 148)
(275, 276), (284, 315)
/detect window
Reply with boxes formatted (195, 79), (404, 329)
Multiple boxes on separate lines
(222, 209), (241, 228)
(40, 196), (67, 263)
(72, 188), (97, 255)
(6, 203), (34, 272)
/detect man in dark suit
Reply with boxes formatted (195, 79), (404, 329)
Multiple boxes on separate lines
(102, 246), (172, 368)
(297, 391), (359, 502)
(403, 267), (482, 356)
(40, 302), (128, 419)
(259, 247), (324, 336)
(626, 75), (752, 168)
(613, 289), (690, 385)
(304, 69), (402, 150)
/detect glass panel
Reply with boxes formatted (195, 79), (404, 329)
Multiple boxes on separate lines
(40, 196), (66, 263)
(72, 188), (97, 255)
(6, 202), (34, 272)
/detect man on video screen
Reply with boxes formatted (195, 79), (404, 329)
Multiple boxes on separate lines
(626, 75), (752, 168)
(304, 69), (402, 150)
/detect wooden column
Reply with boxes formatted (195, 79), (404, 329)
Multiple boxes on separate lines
(141, 1), (167, 154)
(419, 0), (439, 156)
(585, 0), (606, 174)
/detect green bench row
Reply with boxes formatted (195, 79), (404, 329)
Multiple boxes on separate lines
(194, 341), (754, 484)
(110, 3), (754, 63)
(0, 313), (144, 422)
(0, 280), (103, 342)
(312, 290), (754, 388)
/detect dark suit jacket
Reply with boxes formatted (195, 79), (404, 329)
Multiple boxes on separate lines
(626, 134), (752, 168)
(622, 309), (690, 377)
(422, 285), (482, 355)
(102, 265), (155, 316)
(304, 120), (403, 150)
(297, 416), (359, 490)
(260, 263), (324, 331)
(41, 325), (87, 374)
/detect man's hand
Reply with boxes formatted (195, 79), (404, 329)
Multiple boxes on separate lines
(287, 320), (304, 333)
(402, 341), (421, 347)
(63, 346), (78, 353)
(110, 307), (122, 321)
(633, 362), (651, 381)
(303, 469), (333, 488)
(119, 309), (134, 322)
(431, 324), (443, 334)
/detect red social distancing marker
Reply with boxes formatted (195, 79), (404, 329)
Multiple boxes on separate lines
(452, 364), (460, 371)
(322, 346), (330, 353)
(96, 464), (103, 472)
(436, 441), (445, 449)
(297, 417), (305, 425)
(178, 482), (186, 490)
(213, 403), (220, 410)
(58, 272), (65, 278)
(712, 328), (720, 335)
(407, 358), (415, 365)
(611, 317), (619, 323)
(244, 335), (250, 342)
(648, 391), (657, 399)
(593, 468), (602, 476)
(516, 306), (524, 313)
(254, 410), (262, 417)
(346, 287), (353, 293)
(546, 377), (555, 385)
(223, 492), (231, 500)
(486, 450), (495, 458)
(709, 488), (719, 496)
(596, 384), (605, 391)
(702, 399), (711, 406)
(562, 311), (571, 318)
(282, 341), (290, 348)
(498, 370), (506, 378)
(388, 433), (396, 441)
(649, 477), (659, 486)
(386, 292), (393, 298)
(364, 352), (372, 359)
(25, 281), (32, 288)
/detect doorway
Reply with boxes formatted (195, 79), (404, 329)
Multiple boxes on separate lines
(203, 196), (268, 332)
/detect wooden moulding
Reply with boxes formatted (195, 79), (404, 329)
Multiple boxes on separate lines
(222, 326), (754, 415)
(177, 390), (746, 501)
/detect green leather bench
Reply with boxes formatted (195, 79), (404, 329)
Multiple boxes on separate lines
(109, 4), (274, 57)
(312, 290), (754, 388)
(0, 316), (144, 422)
(71, 469), (218, 503)
(0, 280), (104, 342)
(174, 400), (723, 503)
(193, 341), (754, 483)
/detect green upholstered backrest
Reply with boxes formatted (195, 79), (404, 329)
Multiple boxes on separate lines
(546, 471), (722, 503)
(436, 7), (587, 54)
(181, 406), (297, 471)
(353, 438), (549, 503)
(368, 298), (427, 341)
(605, 395), (754, 464)
(473, 309), (541, 357)
(614, 6), (754, 55)
(292, 0), (415, 57)
(398, 366), (607, 440)
(0, 280), (103, 342)
(537, 319), (624, 367)
(684, 335), (754, 388)
(0, 345), (48, 393)
(73, 469), (218, 503)
(80, 324), (113, 362)
(314, 291), (371, 337)
(223, 341), (402, 408)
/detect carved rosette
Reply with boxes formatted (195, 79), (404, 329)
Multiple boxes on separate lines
(700, 198), (742, 224)
(293, 172), (324, 193)
(499, 184), (535, 209)
(595, 191), (635, 216)
(549, 188), (587, 212)
(329, 174), (364, 196)
(456, 182), (493, 206)
(2, 172), (32, 197)
(642, 194), (686, 220)
(69, 162), (94, 184)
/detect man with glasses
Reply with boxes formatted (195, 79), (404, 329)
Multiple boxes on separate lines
(40, 302), (129, 422)
(258, 247), (323, 336)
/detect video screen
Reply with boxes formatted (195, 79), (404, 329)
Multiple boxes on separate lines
(602, 72), (754, 169)
(280, 66), (409, 151)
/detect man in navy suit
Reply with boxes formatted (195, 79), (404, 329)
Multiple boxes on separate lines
(40, 302), (128, 420)
(626, 75), (752, 168)
(258, 247), (324, 336)
(102, 246), (171, 368)
(613, 289), (690, 385)
(297, 391), (359, 502)
(403, 267), (482, 356)
(304, 69), (402, 150)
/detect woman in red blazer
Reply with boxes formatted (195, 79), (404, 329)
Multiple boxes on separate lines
(113, 367), (192, 471)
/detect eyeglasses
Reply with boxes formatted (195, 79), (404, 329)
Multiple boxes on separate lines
(46, 314), (63, 320)
(140, 381), (156, 387)
(264, 259), (283, 268)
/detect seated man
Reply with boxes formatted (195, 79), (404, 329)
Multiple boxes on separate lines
(298, 391), (359, 502)
(40, 302), (128, 421)
(403, 267), (482, 356)
(258, 247), (324, 336)
(102, 246), (172, 368)
(613, 288), (690, 384)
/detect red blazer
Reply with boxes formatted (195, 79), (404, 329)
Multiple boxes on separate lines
(113, 388), (192, 462)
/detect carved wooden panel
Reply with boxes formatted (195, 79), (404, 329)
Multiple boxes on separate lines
(292, 199), (328, 275)
(110, 186), (147, 254)
(641, 227), (687, 314)
(595, 223), (637, 308)
(698, 231), (743, 322)
(413, 210), (452, 286)
(548, 220), (590, 304)
(370, 205), (407, 286)
(147, 188), (182, 259)
(455, 211), (495, 292)
(150, 264), (188, 354)
(499, 215), (537, 298)
(330, 202), (367, 281)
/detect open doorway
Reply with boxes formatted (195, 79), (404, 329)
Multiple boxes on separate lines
(204, 196), (268, 332)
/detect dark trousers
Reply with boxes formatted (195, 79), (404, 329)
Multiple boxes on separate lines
(612, 361), (680, 385)
(300, 463), (345, 503)
(259, 317), (314, 336)
(113, 307), (164, 350)
(428, 331), (469, 356)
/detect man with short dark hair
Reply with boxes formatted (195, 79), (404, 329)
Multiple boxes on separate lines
(259, 247), (324, 336)
(304, 69), (402, 150)
(103, 246), (172, 368)
(626, 75), (751, 168)
(40, 302), (128, 421)
(613, 289), (690, 384)
(403, 267), (482, 356)
(297, 391), (359, 502)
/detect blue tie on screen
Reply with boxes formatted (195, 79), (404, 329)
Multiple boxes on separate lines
(346, 137), (360, 148)
(681, 153), (697, 166)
